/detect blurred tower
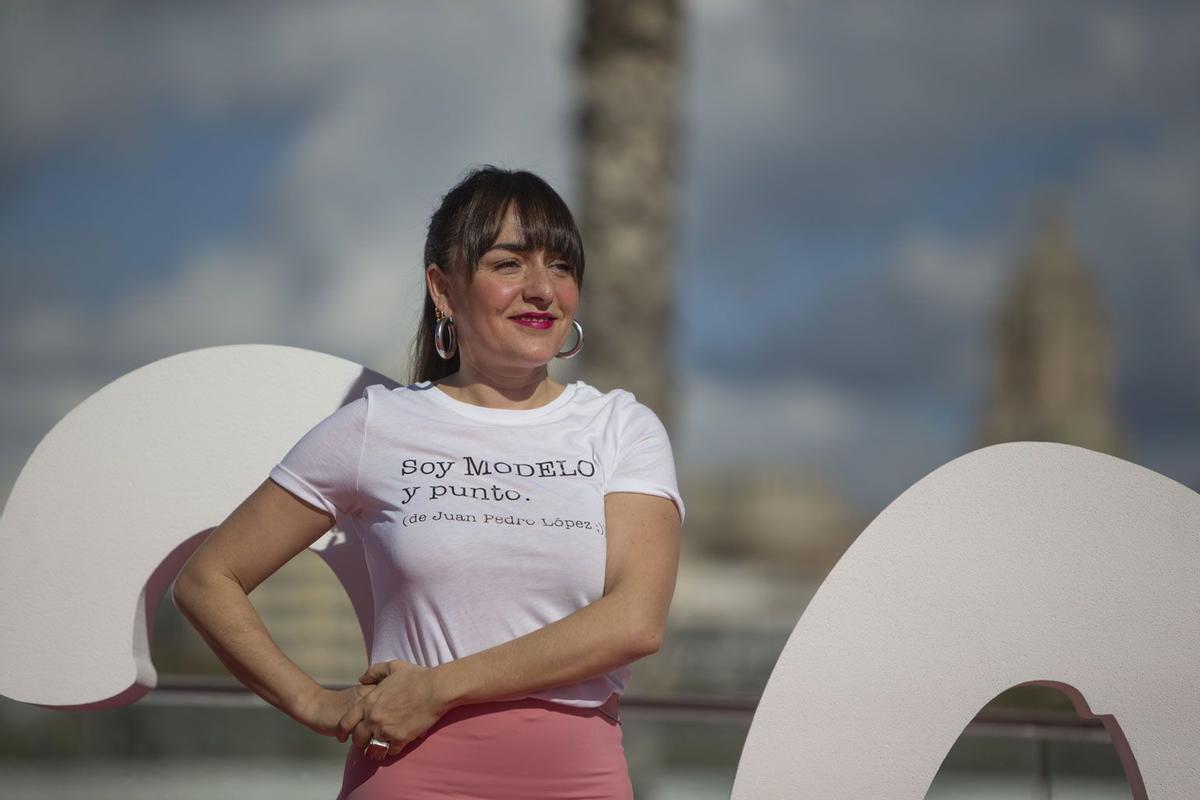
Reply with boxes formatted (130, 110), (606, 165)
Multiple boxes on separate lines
(980, 206), (1121, 454)
(576, 0), (683, 426)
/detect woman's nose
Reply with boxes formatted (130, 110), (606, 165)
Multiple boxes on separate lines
(523, 260), (554, 300)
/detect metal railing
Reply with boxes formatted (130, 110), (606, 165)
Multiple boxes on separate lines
(148, 675), (1111, 743)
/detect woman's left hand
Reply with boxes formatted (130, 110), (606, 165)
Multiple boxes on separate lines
(346, 659), (450, 759)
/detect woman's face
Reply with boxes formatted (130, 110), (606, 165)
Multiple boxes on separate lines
(429, 204), (580, 375)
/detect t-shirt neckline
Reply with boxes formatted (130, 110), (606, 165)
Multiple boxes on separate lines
(415, 380), (581, 424)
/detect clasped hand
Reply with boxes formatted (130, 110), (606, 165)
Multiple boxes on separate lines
(303, 660), (449, 760)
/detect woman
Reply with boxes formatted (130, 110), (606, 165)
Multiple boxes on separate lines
(172, 165), (684, 799)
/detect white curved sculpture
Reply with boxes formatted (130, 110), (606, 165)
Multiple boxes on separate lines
(732, 442), (1199, 800)
(0, 344), (393, 709)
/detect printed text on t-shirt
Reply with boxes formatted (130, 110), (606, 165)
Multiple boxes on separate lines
(394, 455), (605, 536)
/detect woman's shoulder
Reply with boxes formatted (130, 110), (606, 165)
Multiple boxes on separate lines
(362, 380), (437, 402)
(569, 381), (667, 427)
(354, 380), (436, 419)
(568, 380), (634, 409)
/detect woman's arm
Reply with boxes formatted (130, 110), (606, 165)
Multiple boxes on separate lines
(342, 491), (681, 750)
(436, 491), (680, 702)
(172, 479), (366, 729)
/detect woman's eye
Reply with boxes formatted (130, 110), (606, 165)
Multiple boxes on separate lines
(551, 262), (575, 274)
(495, 260), (520, 270)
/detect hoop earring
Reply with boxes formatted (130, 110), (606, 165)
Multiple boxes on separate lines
(434, 310), (457, 360)
(556, 319), (584, 359)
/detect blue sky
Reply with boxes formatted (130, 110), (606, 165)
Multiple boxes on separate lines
(2, 108), (296, 308)
(2, 0), (1197, 514)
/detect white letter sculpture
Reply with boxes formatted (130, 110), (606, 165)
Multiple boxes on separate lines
(1, 346), (1196, 799)
(0, 345), (397, 708)
(732, 439), (1198, 800)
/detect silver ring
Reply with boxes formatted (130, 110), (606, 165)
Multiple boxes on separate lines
(365, 736), (390, 757)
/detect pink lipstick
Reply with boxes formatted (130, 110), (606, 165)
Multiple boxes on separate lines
(510, 313), (555, 330)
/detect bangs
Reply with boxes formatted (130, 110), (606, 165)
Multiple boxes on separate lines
(454, 172), (585, 283)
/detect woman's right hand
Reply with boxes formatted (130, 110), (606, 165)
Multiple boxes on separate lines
(298, 685), (379, 741)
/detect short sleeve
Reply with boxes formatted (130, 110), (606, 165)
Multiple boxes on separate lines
(268, 389), (369, 520)
(606, 397), (685, 524)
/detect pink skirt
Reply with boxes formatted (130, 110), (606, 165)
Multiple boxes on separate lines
(336, 693), (633, 800)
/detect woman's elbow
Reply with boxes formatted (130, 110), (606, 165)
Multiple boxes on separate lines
(627, 622), (664, 658)
(171, 569), (205, 611)
(172, 564), (236, 610)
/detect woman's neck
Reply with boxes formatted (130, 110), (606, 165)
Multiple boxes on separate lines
(434, 363), (564, 410)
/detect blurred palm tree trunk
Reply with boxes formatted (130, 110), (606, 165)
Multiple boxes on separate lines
(576, 0), (683, 427)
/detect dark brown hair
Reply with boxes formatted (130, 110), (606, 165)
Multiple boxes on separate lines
(410, 165), (585, 383)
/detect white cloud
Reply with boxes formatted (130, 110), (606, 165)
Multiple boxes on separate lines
(2, 0), (574, 355)
(1, 303), (94, 364)
(1, 4), (572, 161)
(890, 230), (1009, 322)
(677, 369), (965, 511)
(686, 0), (1200, 211)
(680, 373), (868, 459)
(0, 1), (576, 501)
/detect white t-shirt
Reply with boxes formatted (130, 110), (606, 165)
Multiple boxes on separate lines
(267, 380), (684, 708)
